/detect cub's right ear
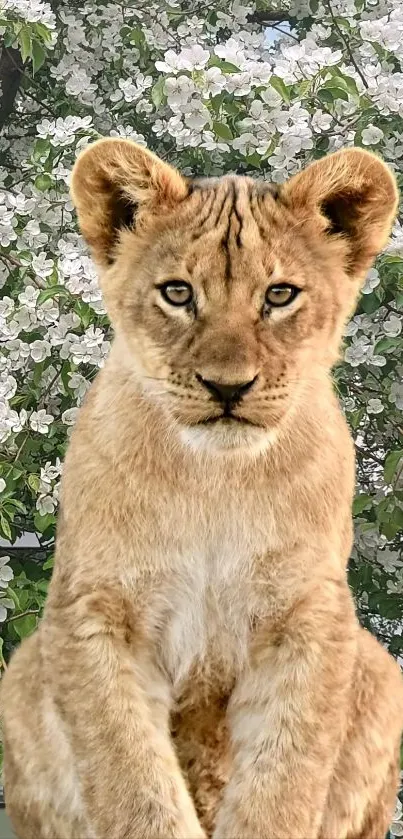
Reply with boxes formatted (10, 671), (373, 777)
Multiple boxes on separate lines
(70, 138), (188, 267)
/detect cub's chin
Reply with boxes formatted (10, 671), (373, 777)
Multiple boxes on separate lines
(178, 417), (277, 455)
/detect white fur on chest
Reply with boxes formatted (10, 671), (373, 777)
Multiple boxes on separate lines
(150, 512), (274, 688)
(160, 550), (249, 686)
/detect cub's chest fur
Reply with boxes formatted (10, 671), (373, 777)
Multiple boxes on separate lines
(157, 552), (251, 687)
(145, 512), (280, 690)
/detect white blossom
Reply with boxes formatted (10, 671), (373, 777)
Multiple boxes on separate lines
(383, 314), (402, 337)
(361, 125), (384, 145)
(18, 286), (40, 309)
(31, 253), (54, 278)
(1, 0), (55, 27)
(377, 549), (403, 572)
(362, 268), (380, 295)
(29, 409), (54, 434)
(389, 381), (403, 410)
(367, 398), (384, 414)
(0, 555), (14, 589)
(61, 407), (78, 425)
(30, 339), (52, 363)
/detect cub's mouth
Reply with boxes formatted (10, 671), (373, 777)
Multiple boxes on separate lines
(196, 413), (264, 429)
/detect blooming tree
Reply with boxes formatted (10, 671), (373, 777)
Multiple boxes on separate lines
(0, 0), (402, 689)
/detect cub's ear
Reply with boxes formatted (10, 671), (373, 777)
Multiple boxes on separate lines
(70, 138), (188, 266)
(282, 148), (398, 279)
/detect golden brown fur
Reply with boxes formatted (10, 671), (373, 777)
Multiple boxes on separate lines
(2, 139), (403, 839)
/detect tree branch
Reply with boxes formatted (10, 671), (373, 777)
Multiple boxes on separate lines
(325, 0), (369, 89)
(0, 47), (23, 128)
(4, 609), (40, 625)
(247, 10), (295, 24)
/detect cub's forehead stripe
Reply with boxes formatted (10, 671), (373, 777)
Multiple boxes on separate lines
(188, 177), (280, 248)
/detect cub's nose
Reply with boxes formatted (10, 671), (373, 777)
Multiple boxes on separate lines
(196, 375), (257, 406)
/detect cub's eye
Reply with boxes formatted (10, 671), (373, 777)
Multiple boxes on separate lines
(265, 284), (300, 308)
(159, 281), (194, 307)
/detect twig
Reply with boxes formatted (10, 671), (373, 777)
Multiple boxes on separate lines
(0, 545), (48, 553)
(247, 10), (294, 24)
(268, 24), (299, 43)
(4, 609), (40, 625)
(393, 457), (403, 489)
(383, 302), (402, 317)
(0, 253), (46, 288)
(39, 366), (62, 407)
(5, 49), (56, 117)
(325, 0), (368, 89)
(355, 445), (384, 467)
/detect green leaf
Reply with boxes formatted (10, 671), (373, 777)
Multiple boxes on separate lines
(32, 21), (53, 43)
(13, 614), (38, 640)
(328, 69), (359, 97)
(17, 590), (29, 611)
(373, 593), (402, 620)
(296, 79), (312, 97)
(7, 588), (20, 609)
(0, 513), (11, 541)
(270, 75), (290, 103)
(383, 255), (403, 265)
(245, 152), (262, 169)
(348, 408), (364, 430)
(4, 28), (17, 48)
(212, 120), (233, 140)
(384, 450), (403, 484)
(359, 292), (380, 314)
(5, 497), (27, 514)
(209, 56), (240, 74)
(33, 512), (55, 533)
(374, 337), (399, 353)
(60, 361), (72, 394)
(19, 27), (32, 63)
(74, 299), (93, 328)
(34, 173), (53, 192)
(37, 285), (69, 305)
(18, 250), (33, 265)
(32, 359), (45, 386)
(207, 10), (218, 26)
(43, 555), (54, 570)
(317, 88), (335, 105)
(341, 76), (359, 96)
(375, 497), (392, 523)
(27, 473), (41, 492)
(381, 507), (403, 539)
(222, 100), (242, 116)
(352, 494), (372, 515)
(32, 39), (46, 75)
(151, 77), (166, 108)
(32, 137), (51, 162)
(320, 86), (349, 102)
(128, 26), (146, 49)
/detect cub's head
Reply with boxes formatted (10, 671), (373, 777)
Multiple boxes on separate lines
(71, 139), (397, 453)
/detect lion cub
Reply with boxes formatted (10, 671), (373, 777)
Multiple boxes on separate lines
(2, 139), (403, 839)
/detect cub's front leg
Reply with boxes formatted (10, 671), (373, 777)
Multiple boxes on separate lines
(45, 584), (204, 839)
(213, 572), (358, 839)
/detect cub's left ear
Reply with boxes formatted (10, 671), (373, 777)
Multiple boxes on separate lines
(282, 148), (398, 279)
(70, 138), (188, 267)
